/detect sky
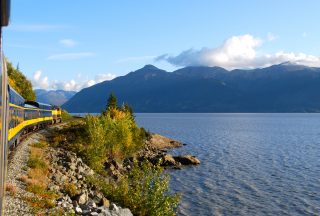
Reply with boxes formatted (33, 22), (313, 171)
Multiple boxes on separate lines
(3, 0), (320, 91)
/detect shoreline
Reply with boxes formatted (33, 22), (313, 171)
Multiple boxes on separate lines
(4, 119), (199, 215)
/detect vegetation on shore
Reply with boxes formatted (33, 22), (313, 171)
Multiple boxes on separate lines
(20, 141), (58, 213)
(7, 60), (36, 101)
(52, 93), (180, 215)
(61, 109), (73, 121)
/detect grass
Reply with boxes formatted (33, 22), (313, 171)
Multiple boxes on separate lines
(63, 183), (79, 197)
(23, 141), (58, 213)
(6, 183), (17, 196)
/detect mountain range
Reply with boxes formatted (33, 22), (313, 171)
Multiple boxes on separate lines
(35, 89), (76, 106)
(62, 63), (320, 113)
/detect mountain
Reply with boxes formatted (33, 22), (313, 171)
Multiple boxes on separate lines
(35, 89), (77, 106)
(62, 63), (320, 113)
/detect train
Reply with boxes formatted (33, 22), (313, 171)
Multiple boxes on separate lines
(8, 86), (62, 149)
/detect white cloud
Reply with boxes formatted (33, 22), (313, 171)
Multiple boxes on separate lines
(32, 71), (116, 91)
(59, 39), (77, 47)
(32, 70), (49, 89)
(94, 73), (116, 83)
(47, 52), (95, 60)
(156, 34), (320, 69)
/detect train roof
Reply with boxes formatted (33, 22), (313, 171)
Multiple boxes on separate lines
(25, 101), (53, 110)
(8, 85), (24, 99)
(24, 104), (38, 109)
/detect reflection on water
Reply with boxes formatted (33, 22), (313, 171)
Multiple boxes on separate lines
(136, 113), (320, 216)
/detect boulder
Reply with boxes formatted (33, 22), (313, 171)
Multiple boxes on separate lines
(173, 155), (200, 165)
(75, 206), (82, 214)
(102, 197), (110, 208)
(161, 154), (176, 166)
(76, 192), (88, 205)
(92, 192), (104, 205)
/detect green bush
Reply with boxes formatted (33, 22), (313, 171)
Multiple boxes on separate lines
(61, 109), (72, 121)
(79, 110), (145, 170)
(88, 161), (181, 216)
(64, 183), (78, 197)
(27, 157), (47, 170)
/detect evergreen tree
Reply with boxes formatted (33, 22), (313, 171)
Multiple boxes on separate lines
(7, 60), (36, 101)
(106, 93), (117, 110)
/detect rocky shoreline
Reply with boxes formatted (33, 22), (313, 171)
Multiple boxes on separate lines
(4, 125), (199, 215)
(140, 133), (200, 168)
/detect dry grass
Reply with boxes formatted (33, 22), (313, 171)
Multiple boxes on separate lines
(23, 141), (58, 212)
(6, 183), (17, 196)
(63, 183), (79, 197)
(27, 168), (49, 187)
(17, 175), (28, 183)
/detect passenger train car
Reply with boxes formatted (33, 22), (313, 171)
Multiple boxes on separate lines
(8, 87), (62, 148)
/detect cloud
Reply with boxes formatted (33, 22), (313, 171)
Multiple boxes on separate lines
(59, 39), (77, 47)
(94, 74), (117, 83)
(156, 34), (320, 69)
(47, 52), (95, 60)
(116, 55), (156, 63)
(32, 71), (116, 91)
(10, 24), (66, 32)
(32, 70), (49, 89)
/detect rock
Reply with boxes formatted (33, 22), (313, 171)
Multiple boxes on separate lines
(75, 206), (82, 213)
(60, 175), (68, 182)
(77, 192), (88, 205)
(76, 166), (85, 174)
(69, 163), (77, 170)
(174, 155), (200, 165)
(110, 203), (119, 211)
(102, 197), (110, 208)
(146, 134), (182, 150)
(92, 192), (104, 205)
(87, 199), (97, 208)
(49, 185), (60, 191)
(162, 154), (176, 166)
(118, 208), (133, 216)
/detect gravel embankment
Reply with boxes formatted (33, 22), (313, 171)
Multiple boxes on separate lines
(4, 131), (47, 215)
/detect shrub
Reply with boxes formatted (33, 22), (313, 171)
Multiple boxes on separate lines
(77, 111), (145, 170)
(27, 157), (47, 170)
(6, 183), (17, 196)
(31, 141), (48, 148)
(89, 161), (181, 216)
(61, 109), (72, 121)
(64, 183), (78, 197)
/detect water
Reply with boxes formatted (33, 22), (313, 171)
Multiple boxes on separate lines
(135, 113), (320, 216)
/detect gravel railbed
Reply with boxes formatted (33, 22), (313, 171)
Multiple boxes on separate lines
(4, 131), (47, 216)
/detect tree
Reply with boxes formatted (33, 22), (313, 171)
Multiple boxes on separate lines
(121, 102), (135, 121)
(106, 93), (117, 110)
(7, 60), (36, 101)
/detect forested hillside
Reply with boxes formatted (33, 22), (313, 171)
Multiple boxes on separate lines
(6, 60), (36, 101)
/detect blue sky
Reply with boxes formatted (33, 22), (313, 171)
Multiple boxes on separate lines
(3, 0), (320, 91)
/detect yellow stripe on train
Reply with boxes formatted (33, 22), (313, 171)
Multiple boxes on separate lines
(8, 117), (53, 141)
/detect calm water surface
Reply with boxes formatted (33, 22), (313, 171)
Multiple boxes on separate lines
(135, 113), (320, 216)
